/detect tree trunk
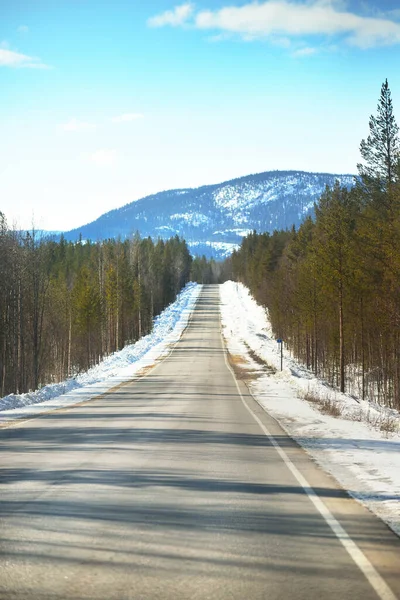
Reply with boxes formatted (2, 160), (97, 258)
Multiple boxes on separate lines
(339, 283), (345, 393)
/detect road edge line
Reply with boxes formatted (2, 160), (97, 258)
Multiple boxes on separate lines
(220, 326), (397, 600)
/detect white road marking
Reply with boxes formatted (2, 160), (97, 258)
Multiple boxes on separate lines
(221, 331), (398, 600)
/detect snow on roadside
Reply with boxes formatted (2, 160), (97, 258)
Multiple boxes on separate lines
(0, 283), (201, 423)
(220, 280), (400, 537)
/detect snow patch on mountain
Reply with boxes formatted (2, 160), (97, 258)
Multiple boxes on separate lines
(213, 184), (263, 211)
(188, 241), (239, 257)
(62, 170), (356, 259)
(213, 228), (252, 237)
(170, 212), (210, 226)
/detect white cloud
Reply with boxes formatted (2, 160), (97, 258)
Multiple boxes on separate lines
(206, 32), (233, 43)
(88, 149), (118, 166)
(292, 46), (317, 57)
(111, 113), (144, 123)
(59, 118), (97, 132)
(148, 3), (194, 27)
(0, 47), (49, 68)
(150, 0), (400, 48)
(17, 25), (29, 34)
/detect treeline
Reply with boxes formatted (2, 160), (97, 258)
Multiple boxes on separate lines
(190, 255), (233, 284)
(0, 226), (191, 398)
(231, 79), (400, 410)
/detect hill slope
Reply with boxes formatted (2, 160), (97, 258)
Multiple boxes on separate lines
(63, 170), (354, 258)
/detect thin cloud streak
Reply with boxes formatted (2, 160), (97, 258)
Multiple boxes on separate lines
(0, 47), (49, 68)
(292, 47), (317, 57)
(148, 3), (194, 27)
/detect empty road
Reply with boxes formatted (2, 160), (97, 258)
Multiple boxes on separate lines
(1, 285), (399, 600)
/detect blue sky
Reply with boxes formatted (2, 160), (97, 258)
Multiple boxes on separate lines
(1, 0), (400, 231)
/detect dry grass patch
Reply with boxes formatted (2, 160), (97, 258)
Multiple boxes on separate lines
(226, 352), (261, 381)
(302, 389), (399, 433)
(302, 390), (343, 418)
(243, 342), (276, 375)
(229, 353), (247, 367)
(379, 416), (398, 434)
(320, 399), (343, 417)
(137, 364), (157, 377)
(350, 406), (399, 435)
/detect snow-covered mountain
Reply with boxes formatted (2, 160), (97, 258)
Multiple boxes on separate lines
(63, 170), (354, 258)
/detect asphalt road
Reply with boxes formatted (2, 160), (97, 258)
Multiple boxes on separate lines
(0, 285), (399, 600)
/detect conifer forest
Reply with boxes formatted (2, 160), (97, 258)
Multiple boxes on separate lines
(231, 80), (400, 410)
(0, 229), (191, 398)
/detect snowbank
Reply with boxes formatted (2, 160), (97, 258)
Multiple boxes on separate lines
(0, 283), (201, 423)
(220, 280), (400, 537)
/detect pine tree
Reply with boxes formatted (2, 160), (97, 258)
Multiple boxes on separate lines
(314, 183), (358, 392)
(358, 79), (400, 191)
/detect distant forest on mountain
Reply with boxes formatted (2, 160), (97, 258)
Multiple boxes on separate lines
(231, 80), (400, 411)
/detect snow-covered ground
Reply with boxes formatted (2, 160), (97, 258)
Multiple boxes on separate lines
(0, 283), (201, 424)
(220, 281), (400, 537)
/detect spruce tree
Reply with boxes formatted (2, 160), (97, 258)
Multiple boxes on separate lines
(358, 79), (400, 191)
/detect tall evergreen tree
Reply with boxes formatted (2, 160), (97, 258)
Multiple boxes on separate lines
(313, 183), (358, 392)
(358, 79), (400, 192)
